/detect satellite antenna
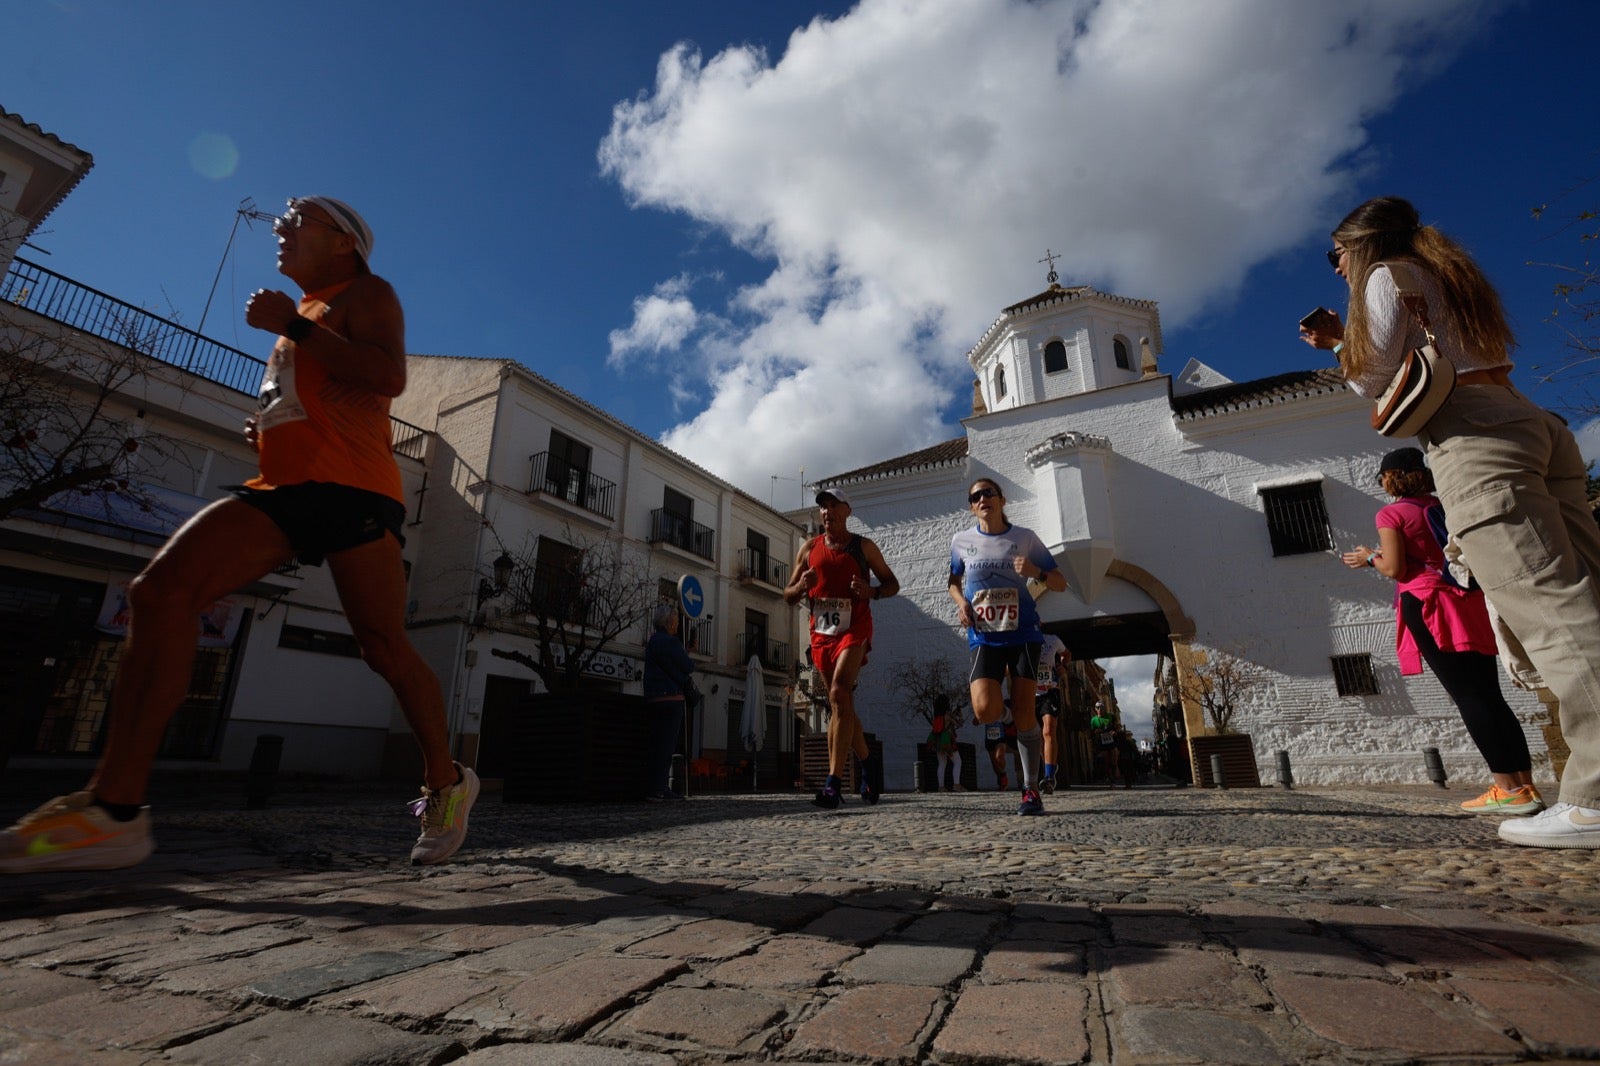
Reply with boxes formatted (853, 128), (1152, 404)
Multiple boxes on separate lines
(196, 197), (277, 337)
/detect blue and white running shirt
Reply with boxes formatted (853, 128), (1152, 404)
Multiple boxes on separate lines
(949, 523), (1059, 648)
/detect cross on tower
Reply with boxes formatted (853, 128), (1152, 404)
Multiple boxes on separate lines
(1038, 248), (1061, 286)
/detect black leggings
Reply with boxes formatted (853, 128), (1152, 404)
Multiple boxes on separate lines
(1400, 592), (1531, 775)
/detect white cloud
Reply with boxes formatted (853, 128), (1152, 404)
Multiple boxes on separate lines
(607, 275), (702, 364)
(600, 0), (1500, 496)
(1102, 654), (1158, 741)
(1575, 417), (1600, 468)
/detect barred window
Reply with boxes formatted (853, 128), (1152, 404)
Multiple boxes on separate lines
(1331, 654), (1380, 696)
(1260, 482), (1333, 556)
(279, 624), (361, 658)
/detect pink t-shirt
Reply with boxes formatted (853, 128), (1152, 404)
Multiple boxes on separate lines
(1375, 495), (1498, 674)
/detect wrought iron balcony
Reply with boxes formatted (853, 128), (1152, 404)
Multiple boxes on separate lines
(527, 452), (616, 520)
(2, 256), (429, 462)
(736, 632), (789, 672)
(648, 508), (715, 562)
(735, 547), (788, 587)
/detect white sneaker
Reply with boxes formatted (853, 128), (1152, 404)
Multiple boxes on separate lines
(1497, 801), (1600, 849)
(409, 763), (479, 865)
(0, 792), (154, 873)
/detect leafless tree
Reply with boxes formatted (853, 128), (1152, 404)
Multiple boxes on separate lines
(1176, 647), (1264, 735)
(1528, 181), (1599, 419)
(488, 526), (659, 694)
(887, 654), (970, 730)
(0, 317), (195, 522)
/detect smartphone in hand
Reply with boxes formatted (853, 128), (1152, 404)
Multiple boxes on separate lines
(1299, 306), (1336, 332)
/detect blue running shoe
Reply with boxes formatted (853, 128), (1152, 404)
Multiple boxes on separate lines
(813, 787), (841, 810)
(859, 778), (880, 805)
(1017, 788), (1044, 816)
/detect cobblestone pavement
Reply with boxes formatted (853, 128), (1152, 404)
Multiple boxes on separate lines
(2, 782), (1598, 1064)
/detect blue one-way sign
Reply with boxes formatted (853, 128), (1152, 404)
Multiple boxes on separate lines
(677, 574), (705, 619)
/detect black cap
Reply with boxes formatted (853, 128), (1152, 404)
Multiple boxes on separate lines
(1377, 447), (1426, 478)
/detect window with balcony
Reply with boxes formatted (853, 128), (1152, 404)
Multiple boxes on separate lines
(521, 536), (586, 625)
(528, 430), (617, 519)
(738, 529), (786, 586)
(649, 487), (715, 561)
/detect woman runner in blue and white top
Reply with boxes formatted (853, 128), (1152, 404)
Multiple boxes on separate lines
(948, 477), (1068, 815)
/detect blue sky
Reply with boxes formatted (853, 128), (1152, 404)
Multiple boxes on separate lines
(9, 0), (1598, 737)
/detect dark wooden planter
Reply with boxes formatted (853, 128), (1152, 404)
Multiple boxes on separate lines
(504, 691), (653, 803)
(1189, 733), (1262, 788)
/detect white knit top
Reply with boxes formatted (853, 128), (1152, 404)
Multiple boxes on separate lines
(1345, 263), (1512, 399)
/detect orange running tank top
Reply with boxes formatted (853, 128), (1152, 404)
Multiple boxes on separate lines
(246, 279), (403, 503)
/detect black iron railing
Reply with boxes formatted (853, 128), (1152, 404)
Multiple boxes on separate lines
(735, 547), (788, 587)
(648, 507), (715, 562)
(4, 256), (430, 462)
(527, 452), (617, 519)
(736, 632), (789, 671)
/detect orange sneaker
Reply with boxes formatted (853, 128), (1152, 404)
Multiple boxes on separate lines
(1461, 784), (1544, 817)
(0, 792), (153, 873)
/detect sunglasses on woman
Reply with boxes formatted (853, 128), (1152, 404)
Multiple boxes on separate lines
(968, 488), (1000, 504)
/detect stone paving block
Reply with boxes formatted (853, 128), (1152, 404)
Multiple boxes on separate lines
(151, 939), (351, 995)
(690, 887), (836, 928)
(102, 922), (311, 979)
(1009, 918), (1098, 943)
(170, 906), (284, 935)
(841, 940), (977, 987)
(897, 909), (1005, 946)
(456, 1045), (676, 1065)
(799, 904), (908, 945)
(244, 948), (454, 1005)
(1, 986), (237, 1051)
(1230, 927), (1390, 979)
(1115, 1006), (1297, 1065)
(1450, 974), (1600, 1052)
(1272, 972), (1522, 1056)
(164, 1009), (463, 1065)
(1108, 913), (1204, 947)
(1012, 900), (1096, 925)
(0, 967), (100, 1014)
(609, 984), (786, 1052)
(707, 934), (860, 989)
(447, 955), (683, 1040)
(787, 982), (944, 1062)
(423, 922), (553, 953)
(933, 982), (1088, 1065)
(625, 917), (770, 960)
(1408, 907), (1600, 967)
(458, 932), (612, 975)
(1106, 945), (1269, 1009)
(0, 1030), (147, 1065)
(978, 937), (1085, 982)
(331, 960), (502, 1021)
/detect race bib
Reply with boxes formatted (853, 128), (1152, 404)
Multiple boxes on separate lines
(971, 587), (1020, 632)
(811, 597), (853, 636)
(984, 723), (1004, 742)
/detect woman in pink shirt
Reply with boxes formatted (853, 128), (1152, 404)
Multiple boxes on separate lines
(1343, 448), (1540, 816)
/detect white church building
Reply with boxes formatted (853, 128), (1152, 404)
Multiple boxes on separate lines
(811, 277), (1555, 791)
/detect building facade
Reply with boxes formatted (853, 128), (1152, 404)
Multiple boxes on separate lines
(810, 281), (1551, 791)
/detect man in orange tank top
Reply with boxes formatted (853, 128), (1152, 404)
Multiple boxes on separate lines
(784, 488), (900, 809)
(0, 197), (476, 874)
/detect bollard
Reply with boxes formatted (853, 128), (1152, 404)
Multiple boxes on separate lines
(672, 753), (686, 796)
(245, 734), (284, 809)
(1210, 753), (1227, 790)
(1276, 750), (1294, 790)
(1423, 747), (1449, 788)
(913, 761), (926, 793)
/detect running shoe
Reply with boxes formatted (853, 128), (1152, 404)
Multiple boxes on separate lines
(1460, 784), (1544, 816)
(1017, 788), (1044, 816)
(1040, 775), (1056, 795)
(813, 786), (841, 810)
(410, 763), (479, 866)
(858, 778), (880, 806)
(1498, 802), (1600, 849)
(0, 792), (153, 873)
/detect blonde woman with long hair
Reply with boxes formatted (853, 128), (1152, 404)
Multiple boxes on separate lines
(1303, 196), (1600, 849)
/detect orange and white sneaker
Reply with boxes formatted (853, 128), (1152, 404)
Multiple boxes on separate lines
(1460, 784), (1544, 816)
(0, 792), (154, 873)
(409, 763), (479, 866)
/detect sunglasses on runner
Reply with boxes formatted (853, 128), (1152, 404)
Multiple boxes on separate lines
(968, 488), (1000, 504)
(273, 209), (344, 237)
